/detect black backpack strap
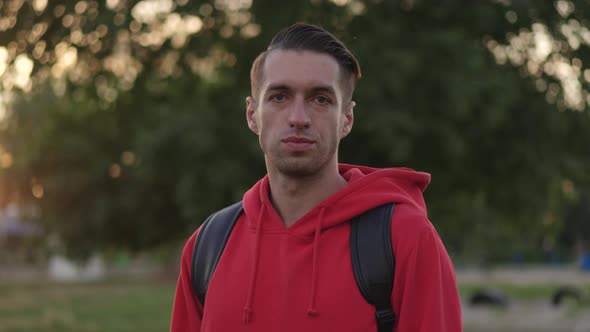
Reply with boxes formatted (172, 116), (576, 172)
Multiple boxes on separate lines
(350, 203), (396, 332)
(191, 201), (243, 306)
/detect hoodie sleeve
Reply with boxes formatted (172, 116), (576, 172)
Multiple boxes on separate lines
(392, 223), (463, 332)
(170, 231), (203, 332)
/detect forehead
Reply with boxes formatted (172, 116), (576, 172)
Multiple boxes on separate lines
(261, 50), (341, 92)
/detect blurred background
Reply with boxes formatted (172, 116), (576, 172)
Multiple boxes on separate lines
(0, 0), (589, 331)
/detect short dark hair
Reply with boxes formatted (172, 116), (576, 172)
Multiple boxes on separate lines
(250, 23), (361, 103)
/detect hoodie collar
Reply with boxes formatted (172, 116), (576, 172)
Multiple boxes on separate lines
(242, 164), (431, 237)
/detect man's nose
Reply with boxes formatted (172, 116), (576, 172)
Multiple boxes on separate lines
(288, 97), (311, 129)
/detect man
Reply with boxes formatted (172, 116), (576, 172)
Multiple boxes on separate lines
(171, 23), (462, 331)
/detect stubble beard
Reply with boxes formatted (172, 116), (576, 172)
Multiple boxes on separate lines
(273, 154), (322, 177)
(263, 139), (339, 178)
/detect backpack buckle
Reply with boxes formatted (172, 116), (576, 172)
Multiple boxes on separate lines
(375, 308), (396, 326)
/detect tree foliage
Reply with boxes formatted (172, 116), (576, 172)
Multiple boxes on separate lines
(0, 0), (588, 260)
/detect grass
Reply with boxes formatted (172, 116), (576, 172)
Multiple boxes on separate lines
(1, 278), (589, 332)
(0, 278), (176, 332)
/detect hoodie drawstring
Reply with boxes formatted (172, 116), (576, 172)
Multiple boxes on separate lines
(242, 204), (326, 323)
(307, 207), (325, 317)
(242, 204), (266, 324)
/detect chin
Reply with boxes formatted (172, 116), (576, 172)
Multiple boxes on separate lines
(275, 158), (323, 177)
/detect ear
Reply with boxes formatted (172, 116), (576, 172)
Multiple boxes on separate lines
(340, 101), (355, 139)
(246, 96), (259, 134)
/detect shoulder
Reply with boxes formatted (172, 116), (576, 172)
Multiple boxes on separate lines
(179, 228), (200, 265)
(182, 201), (243, 252)
(390, 202), (440, 255)
(180, 201), (244, 271)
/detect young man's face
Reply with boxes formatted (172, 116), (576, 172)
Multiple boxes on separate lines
(246, 50), (354, 177)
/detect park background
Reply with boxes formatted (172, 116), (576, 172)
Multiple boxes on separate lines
(0, 0), (589, 331)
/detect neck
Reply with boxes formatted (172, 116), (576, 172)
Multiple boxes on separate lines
(267, 163), (348, 227)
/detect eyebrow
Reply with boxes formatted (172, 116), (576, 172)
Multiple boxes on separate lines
(266, 84), (292, 94)
(309, 86), (336, 96)
(265, 84), (336, 96)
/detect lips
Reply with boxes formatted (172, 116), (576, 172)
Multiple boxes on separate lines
(282, 136), (314, 144)
(282, 136), (315, 151)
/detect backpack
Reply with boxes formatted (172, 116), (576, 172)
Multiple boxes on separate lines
(191, 202), (397, 332)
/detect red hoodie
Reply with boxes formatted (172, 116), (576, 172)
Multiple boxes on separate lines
(171, 164), (462, 331)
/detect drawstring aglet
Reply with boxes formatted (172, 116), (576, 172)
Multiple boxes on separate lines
(307, 308), (318, 317)
(242, 306), (253, 324)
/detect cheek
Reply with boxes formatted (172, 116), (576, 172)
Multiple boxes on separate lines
(259, 111), (284, 134)
(258, 131), (269, 154)
(257, 121), (274, 150)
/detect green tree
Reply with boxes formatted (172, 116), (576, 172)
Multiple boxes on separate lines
(0, 0), (588, 260)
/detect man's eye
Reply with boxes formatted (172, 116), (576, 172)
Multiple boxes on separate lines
(315, 96), (330, 104)
(271, 94), (287, 102)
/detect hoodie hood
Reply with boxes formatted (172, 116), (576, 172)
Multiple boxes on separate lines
(242, 163), (430, 237)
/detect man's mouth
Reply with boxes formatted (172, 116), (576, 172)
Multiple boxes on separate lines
(282, 136), (315, 143)
(282, 136), (315, 151)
